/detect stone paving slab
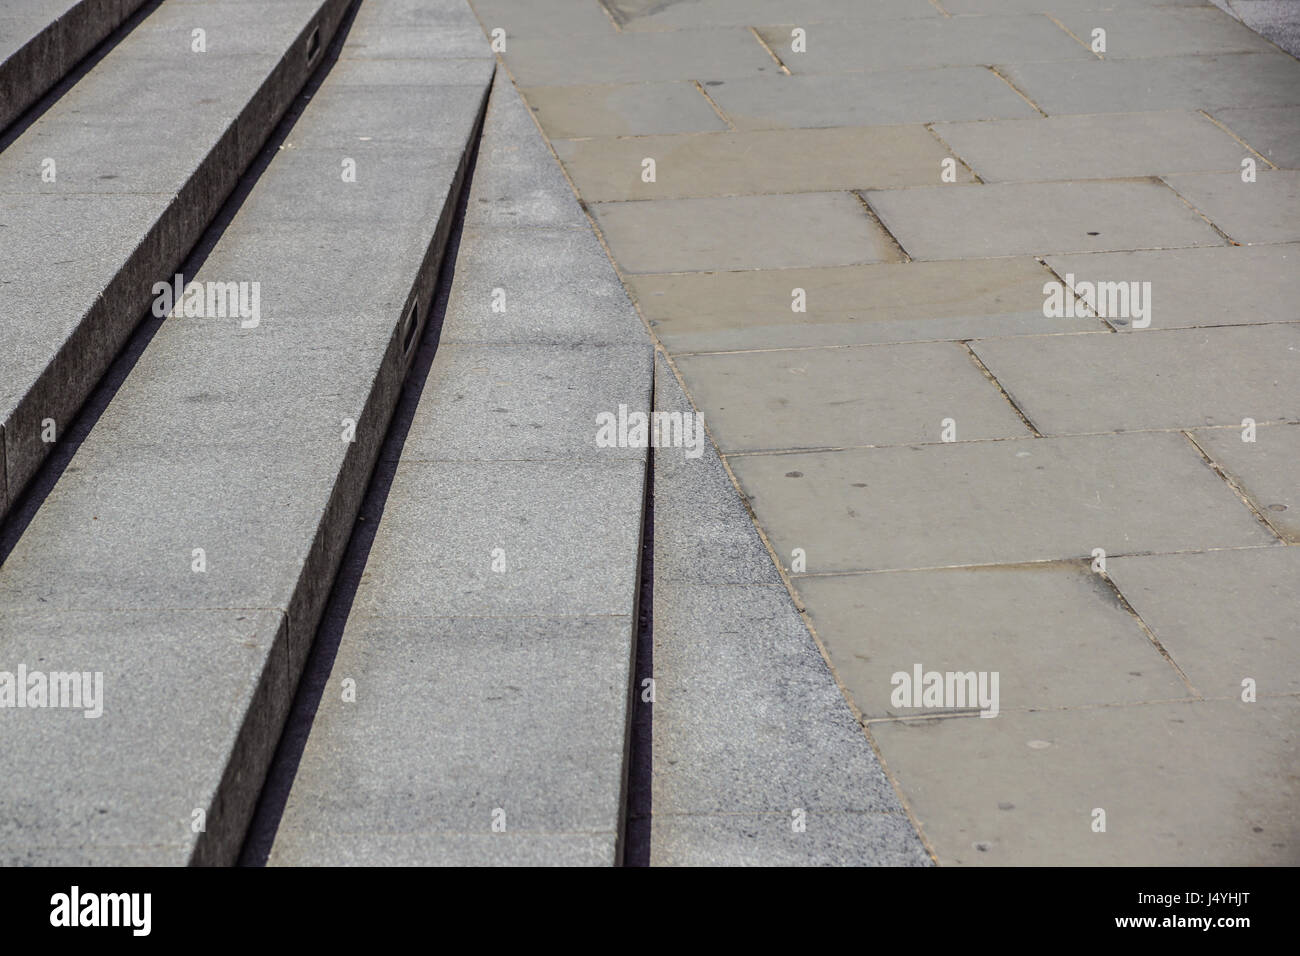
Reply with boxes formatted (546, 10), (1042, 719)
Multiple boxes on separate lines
(501, 27), (778, 86)
(870, 697), (1298, 865)
(999, 53), (1300, 115)
(1053, 5), (1278, 57)
(0, 0), (353, 521)
(676, 342), (1032, 452)
(1191, 423), (1300, 541)
(755, 15), (1093, 75)
(647, 352), (929, 864)
(0, 607), (288, 867)
(797, 563), (1190, 722)
(1213, 105), (1300, 168)
(704, 67), (1042, 129)
(729, 433), (1277, 573)
(521, 81), (729, 138)
(0, 0), (148, 133)
(945, 0), (1213, 11)
(269, 831), (616, 866)
(592, 192), (902, 273)
(932, 111), (1248, 182)
(1044, 244), (1300, 329)
(554, 124), (967, 202)
(1109, 546), (1300, 697)
(468, 0), (615, 37)
(629, 259), (1101, 353)
(1164, 170), (1300, 244)
(971, 325), (1300, 435)
(606, 0), (940, 31)
(867, 181), (1224, 260)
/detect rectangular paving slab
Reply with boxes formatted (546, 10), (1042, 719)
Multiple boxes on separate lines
(1052, 5), (1279, 58)
(675, 342), (1032, 452)
(0, 10), (493, 865)
(1163, 170), (1300, 244)
(867, 181), (1225, 259)
(754, 15), (1092, 74)
(0, 0), (354, 521)
(628, 258), (1102, 353)
(553, 124), (967, 202)
(1212, 105), (1300, 168)
(1190, 423), (1300, 541)
(728, 432), (1277, 572)
(521, 81), (729, 138)
(591, 192), (902, 273)
(999, 54), (1300, 115)
(1108, 546), (1300, 698)
(605, 0), (940, 31)
(932, 111), (1248, 182)
(704, 67), (1042, 129)
(1044, 244), (1300, 330)
(972, 324), (1300, 435)
(797, 562), (1191, 720)
(870, 697), (1298, 865)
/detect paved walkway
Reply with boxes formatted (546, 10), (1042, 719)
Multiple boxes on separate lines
(472, 0), (1300, 864)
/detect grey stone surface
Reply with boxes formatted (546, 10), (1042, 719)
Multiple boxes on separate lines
(728, 433), (1277, 572)
(0, 0), (147, 132)
(1192, 423), (1300, 541)
(1044, 244), (1300, 330)
(798, 563), (1190, 720)
(649, 353), (929, 863)
(521, 81), (729, 138)
(0, 608), (288, 867)
(1213, 105), (1300, 168)
(592, 192), (902, 274)
(706, 68), (1042, 129)
(1164, 170), (1300, 244)
(755, 15), (1093, 74)
(270, 831), (617, 866)
(606, 0), (939, 31)
(270, 616), (634, 839)
(649, 811), (930, 866)
(629, 258), (1102, 353)
(1109, 546), (1300, 697)
(0, 0), (354, 522)
(394, 343), (654, 461)
(1053, 5), (1278, 57)
(440, 228), (645, 345)
(468, 0), (615, 37)
(999, 54), (1300, 115)
(1224, 0), (1300, 58)
(676, 342), (1032, 452)
(868, 181), (1224, 260)
(0, 5), (491, 864)
(972, 325), (1300, 435)
(346, 460), (646, 619)
(466, 77), (588, 229)
(871, 697), (1299, 865)
(502, 27), (778, 86)
(932, 111), (1249, 182)
(554, 124), (966, 202)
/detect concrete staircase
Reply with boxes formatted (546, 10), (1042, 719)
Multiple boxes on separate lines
(0, 0), (927, 866)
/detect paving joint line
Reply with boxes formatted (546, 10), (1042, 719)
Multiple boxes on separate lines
(1043, 12), (1102, 59)
(960, 342), (1043, 437)
(923, 122), (983, 183)
(691, 79), (736, 130)
(1182, 429), (1289, 541)
(1199, 108), (1278, 169)
(749, 26), (791, 75)
(985, 65), (1048, 117)
(1099, 570), (1201, 697)
(861, 692), (1300, 725)
(851, 190), (912, 262)
(1157, 175), (1240, 245)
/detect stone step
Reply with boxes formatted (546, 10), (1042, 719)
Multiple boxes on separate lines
(0, 0), (150, 133)
(0, 0), (353, 520)
(261, 78), (654, 866)
(0, 0), (494, 865)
